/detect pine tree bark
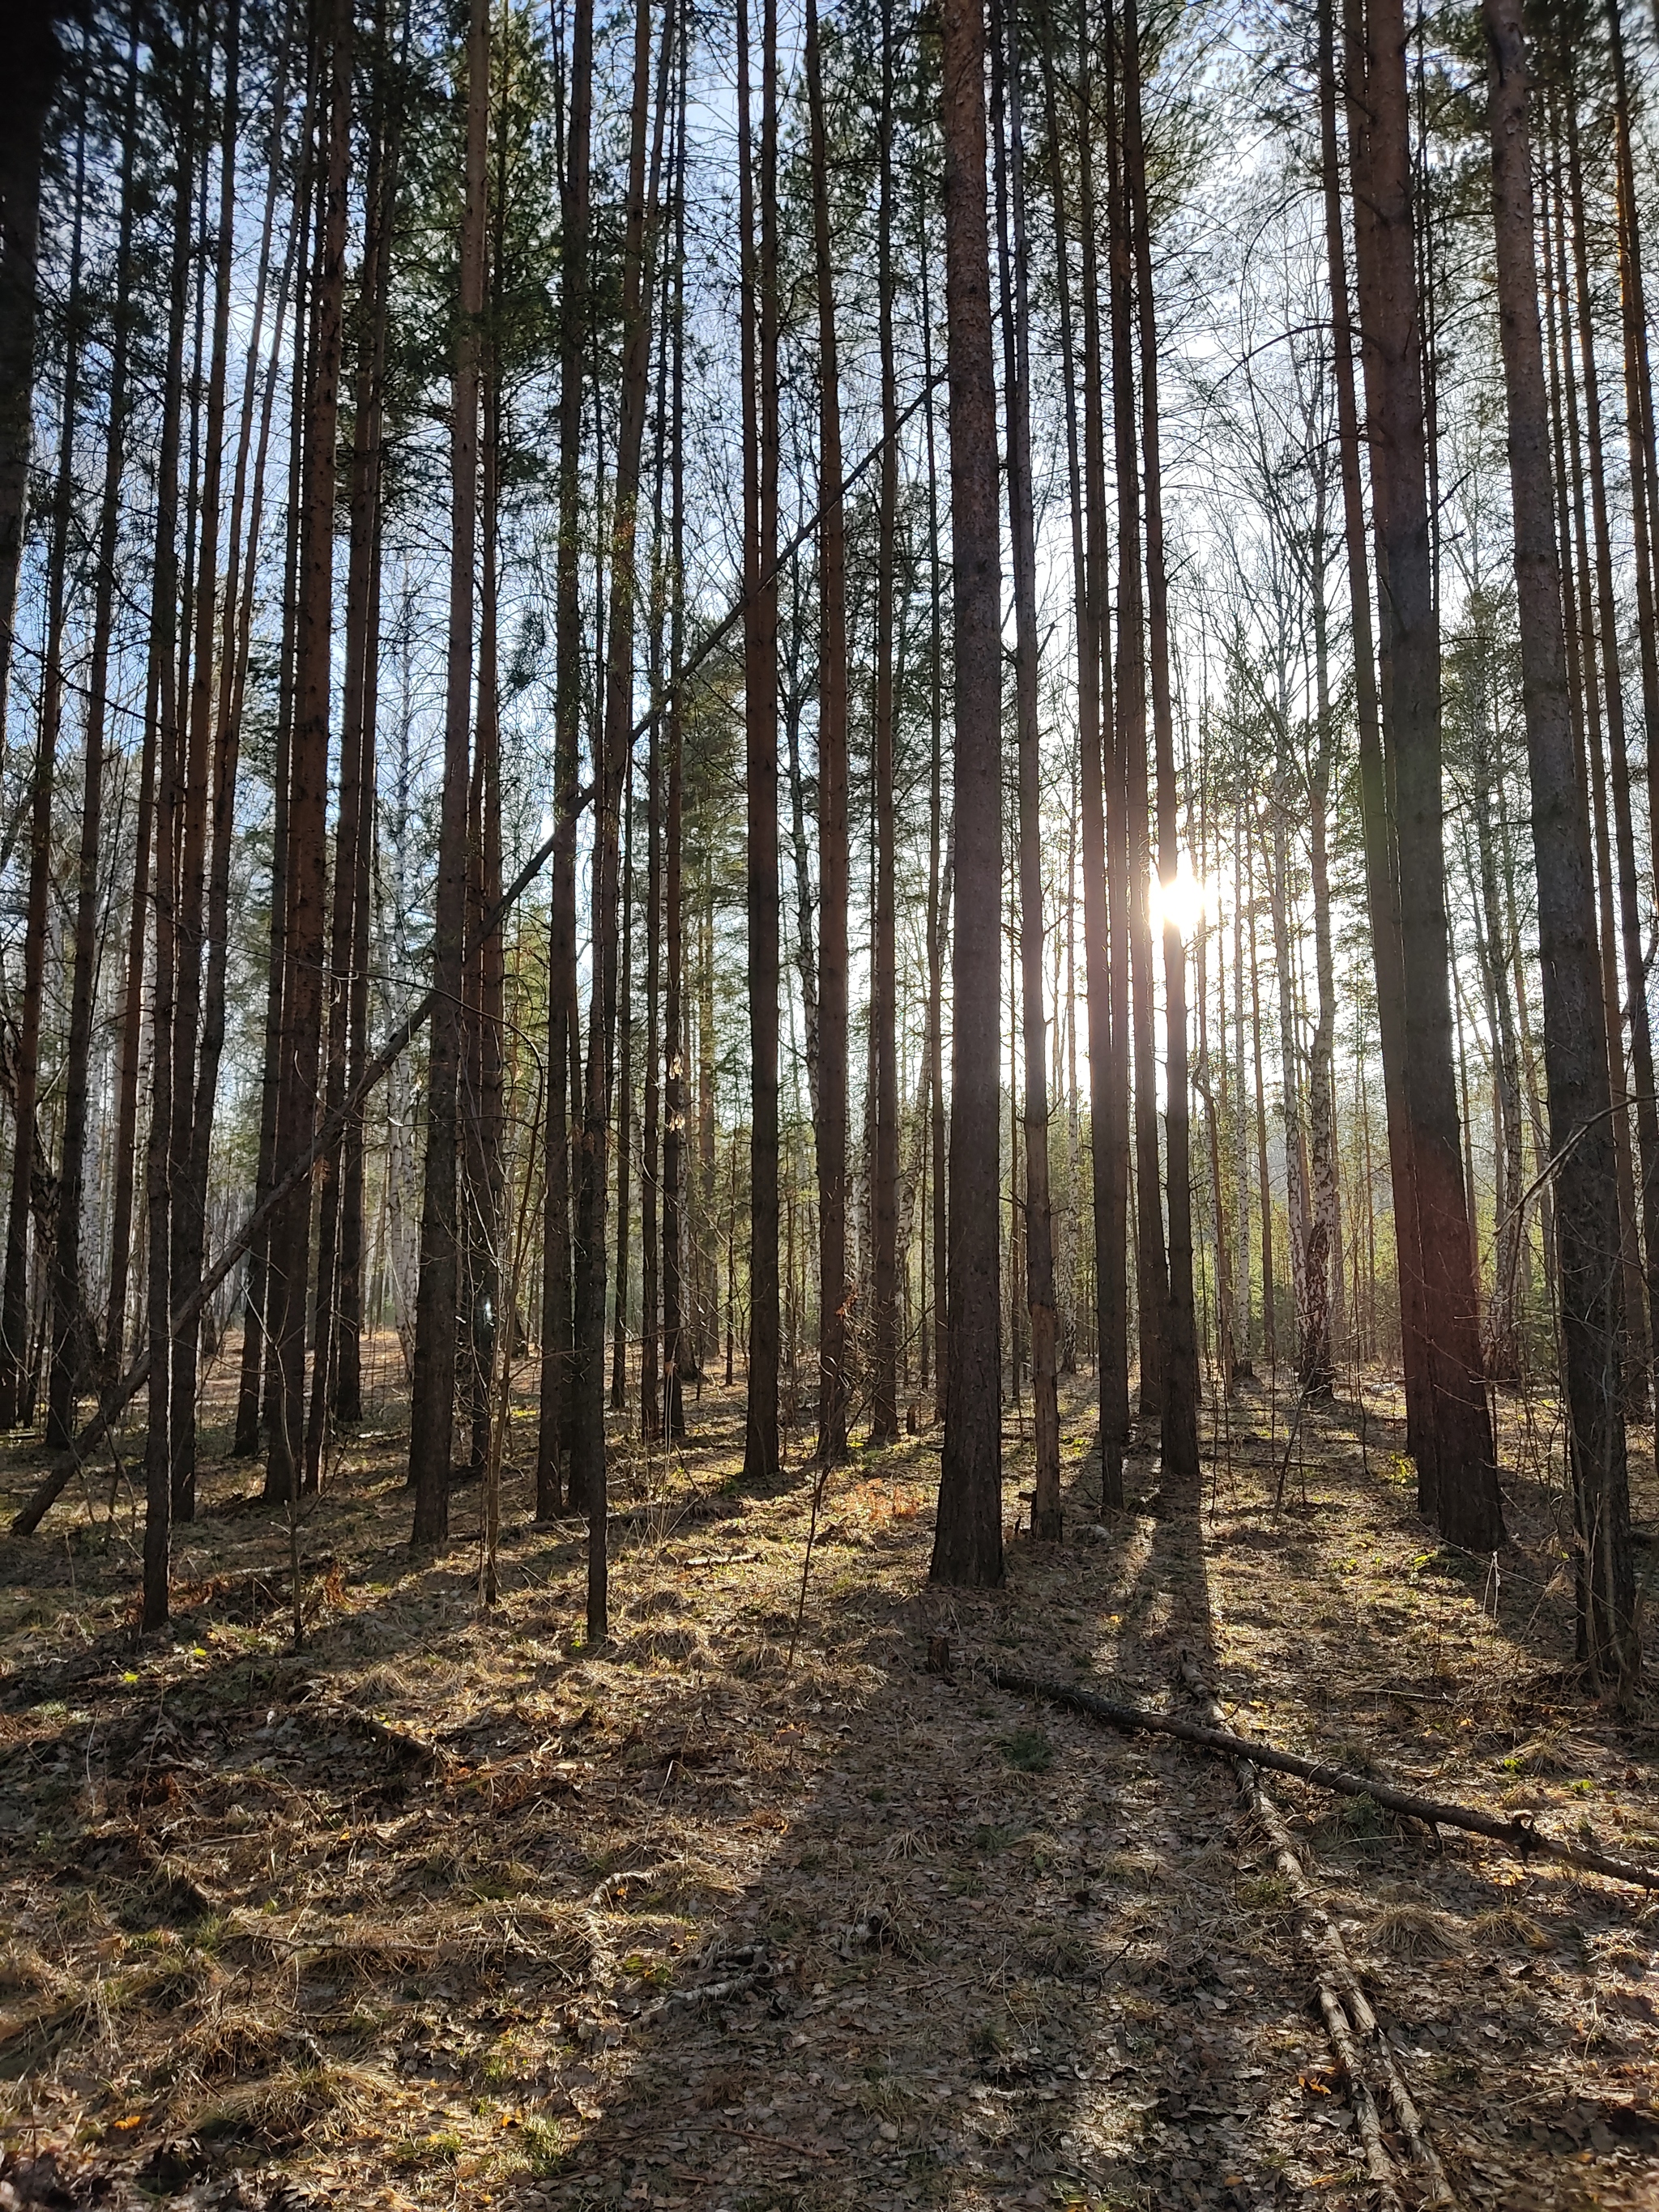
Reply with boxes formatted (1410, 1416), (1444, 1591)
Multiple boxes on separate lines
(1346, 0), (1499, 1546)
(1038, 17), (1119, 1495)
(570, 0), (667, 1630)
(641, 322), (669, 1446)
(993, 0), (1060, 1531)
(1606, 0), (1659, 906)
(466, 347), (506, 1469)
(661, 14), (689, 1443)
(337, 25), (400, 1429)
(805, 0), (849, 1464)
(1322, 0), (1426, 1447)
(0, 108), (86, 1431)
(932, 0), (1004, 1588)
(1105, 12), (1166, 1432)
(610, 753), (635, 1414)
(1564, 92), (1659, 1419)
(871, 0), (901, 1449)
(310, 48), (390, 1473)
(235, 221), (309, 1460)
(1124, 0), (1199, 1477)
(169, 0), (242, 1517)
(923, 231), (949, 1431)
(1546, 104), (1648, 1423)
(407, 0), (484, 1537)
(1247, 833), (1277, 1369)
(740, 0), (783, 1485)
(537, 0), (594, 1518)
(141, 29), (198, 1626)
(267, 0), (352, 1505)
(1483, 0), (1636, 1686)
(49, 20), (139, 1447)
(1077, 9), (1131, 1488)
(0, 15), (61, 765)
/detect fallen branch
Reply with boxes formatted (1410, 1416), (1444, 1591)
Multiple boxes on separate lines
(1176, 1650), (1453, 2210)
(987, 1664), (1659, 1890)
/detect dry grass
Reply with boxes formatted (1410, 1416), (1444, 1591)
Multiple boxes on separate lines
(186, 2059), (390, 2147)
(0, 1357), (1655, 2211)
(1367, 1901), (1464, 1956)
(1472, 1904), (1555, 1953)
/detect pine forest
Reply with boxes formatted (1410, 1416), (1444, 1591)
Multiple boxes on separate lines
(3, 0), (1659, 2201)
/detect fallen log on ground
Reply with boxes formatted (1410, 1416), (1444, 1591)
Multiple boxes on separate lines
(987, 1663), (1659, 1890)
(1176, 1650), (1453, 2210)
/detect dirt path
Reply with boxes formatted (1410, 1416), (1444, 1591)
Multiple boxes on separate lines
(2, 1368), (1657, 2210)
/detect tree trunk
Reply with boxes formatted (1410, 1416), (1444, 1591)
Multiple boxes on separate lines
(1347, 0), (1499, 1546)
(0, 15), (61, 765)
(337, 22), (400, 1430)
(266, 0), (352, 1504)
(236, 197), (309, 1460)
(1565, 91), (1659, 1421)
(1269, 800), (1311, 1370)
(661, 11), (689, 1443)
(1247, 833), (1277, 1370)
(140, 25), (198, 1626)
(0, 109), (86, 1431)
(1606, 0), (1659, 933)
(641, 322), (669, 1447)
(1124, 0), (1199, 1477)
(1483, 0), (1636, 1686)
(992, 0), (1060, 1531)
(1039, 17), (1115, 1485)
(49, 21), (139, 1447)
(169, 0), (243, 1518)
(611, 750), (634, 1413)
(1105, 11), (1166, 1434)
(806, 0), (849, 1465)
(932, 0), (1004, 1588)
(1322, 0), (1426, 1450)
(571, 0), (668, 1631)
(537, 0), (593, 1517)
(927, 271), (951, 1429)
(407, 0), (484, 1538)
(312, 42), (391, 1472)
(740, 0), (782, 1486)
(1078, 8), (1130, 1490)
(870, 0), (901, 1449)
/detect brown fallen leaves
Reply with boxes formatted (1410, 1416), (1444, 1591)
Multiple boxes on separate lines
(0, 1359), (1656, 2210)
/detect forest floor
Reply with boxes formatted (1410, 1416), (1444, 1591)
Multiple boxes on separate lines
(2, 1350), (1659, 2212)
